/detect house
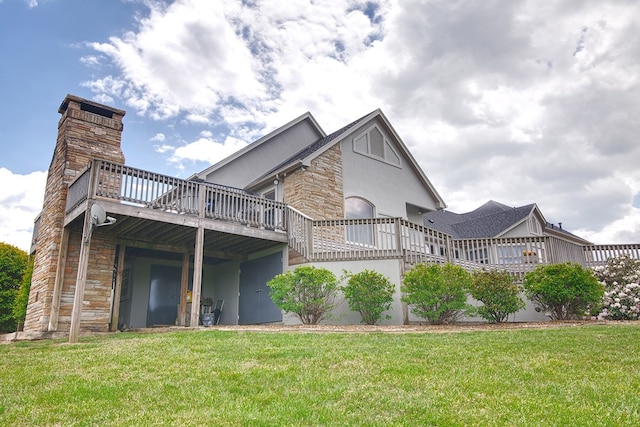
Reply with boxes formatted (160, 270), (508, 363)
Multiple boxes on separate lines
(21, 94), (639, 340)
(423, 201), (593, 265)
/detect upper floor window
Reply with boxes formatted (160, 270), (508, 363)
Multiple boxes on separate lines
(528, 217), (542, 235)
(353, 126), (401, 167)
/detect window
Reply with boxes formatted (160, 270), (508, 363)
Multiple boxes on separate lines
(352, 125), (401, 167)
(528, 217), (542, 235)
(345, 197), (374, 245)
(120, 267), (131, 300)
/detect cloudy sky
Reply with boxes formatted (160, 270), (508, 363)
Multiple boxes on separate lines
(1, 0), (639, 251)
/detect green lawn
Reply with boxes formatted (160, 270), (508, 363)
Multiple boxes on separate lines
(1, 324), (639, 426)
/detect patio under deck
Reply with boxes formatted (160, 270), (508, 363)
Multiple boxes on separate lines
(60, 160), (293, 341)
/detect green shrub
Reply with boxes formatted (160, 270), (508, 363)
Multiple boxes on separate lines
(468, 269), (525, 323)
(0, 242), (29, 333)
(401, 263), (471, 325)
(13, 256), (34, 331)
(523, 262), (604, 320)
(267, 266), (339, 324)
(342, 269), (395, 325)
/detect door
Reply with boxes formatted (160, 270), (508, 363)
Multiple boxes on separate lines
(238, 252), (283, 324)
(147, 265), (181, 326)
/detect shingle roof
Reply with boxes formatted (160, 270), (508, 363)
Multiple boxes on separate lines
(423, 201), (535, 238)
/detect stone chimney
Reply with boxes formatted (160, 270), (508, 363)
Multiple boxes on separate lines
(23, 95), (126, 332)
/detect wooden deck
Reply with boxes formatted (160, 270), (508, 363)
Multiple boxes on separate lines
(64, 160), (289, 261)
(64, 159), (640, 273)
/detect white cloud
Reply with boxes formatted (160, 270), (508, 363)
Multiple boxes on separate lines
(81, 0), (640, 244)
(171, 135), (248, 167)
(0, 169), (47, 252)
(150, 133), (165, 142)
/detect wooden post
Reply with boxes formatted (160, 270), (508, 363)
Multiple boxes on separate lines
(179, 253), (189, 326)
(190, 184), (206, 327)
(69, 203), (95, 343)
(48, 227), (70, 331)
(109, 245), (126, 332)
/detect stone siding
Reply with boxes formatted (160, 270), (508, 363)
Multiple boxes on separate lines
(284, 144), (344, 265)
(283, 144), (344, 219)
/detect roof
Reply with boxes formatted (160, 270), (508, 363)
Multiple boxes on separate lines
(423, 200), (593, 244)
(423, 201), (536, 238)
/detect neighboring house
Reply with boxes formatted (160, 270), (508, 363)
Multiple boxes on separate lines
(20, 95), (640, 339)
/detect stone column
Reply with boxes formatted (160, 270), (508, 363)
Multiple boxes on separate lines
(24, 95), (126, 332)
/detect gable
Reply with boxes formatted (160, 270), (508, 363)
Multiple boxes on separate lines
(194, 113), (325, 189)
(340, 115), (446, 217)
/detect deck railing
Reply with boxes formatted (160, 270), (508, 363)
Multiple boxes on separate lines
(304, 218), (640, 277)
(583, 244), (640, 268)
(65, 160), (640, 273)
(67, 160), (288, 230)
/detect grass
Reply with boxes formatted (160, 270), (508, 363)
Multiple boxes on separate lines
(1, 324), (640, 426)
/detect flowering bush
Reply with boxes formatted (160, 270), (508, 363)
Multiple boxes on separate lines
(594, 255), (640, 320)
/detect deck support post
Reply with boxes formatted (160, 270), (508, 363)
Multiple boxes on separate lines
(48, 226), (70, 331)
(69, 202), (95, 343)
(109, 245), (126, 332)
(190, 184), (206, 328)
(179, 253), (189, 326)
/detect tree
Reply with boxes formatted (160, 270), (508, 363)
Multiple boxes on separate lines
(401, 263), (471, 325)
(267, 266), (339, 324)
(0, 242), (29, 332)
(468, 269), (525, 323)
(13, 256), (34, 331)
(342, 269), (395, 325)
(523, 262), (604, 320)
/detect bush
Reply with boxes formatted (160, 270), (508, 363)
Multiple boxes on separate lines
(401, 263), (471, 325)
(594, 255), (640, 320)
(523, 263), (603, 320)
(0, 242), (29, 332)
(342, 269), (395, 325)
(13, 256), (34, 331)
(267, 266), (339, 324)
(468, 269), (525, 323)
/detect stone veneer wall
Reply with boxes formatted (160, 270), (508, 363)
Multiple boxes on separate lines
(283, 144), (344, 265)
(23, 95), (125, 332)
(54, 230), (120, 332)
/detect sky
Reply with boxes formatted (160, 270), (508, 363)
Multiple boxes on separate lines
(1, 0), (639, 252)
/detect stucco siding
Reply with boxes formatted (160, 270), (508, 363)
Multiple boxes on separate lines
(340, 118), (440, 217)
(203, 119), (322, 188)
(501, 221), (534, 238)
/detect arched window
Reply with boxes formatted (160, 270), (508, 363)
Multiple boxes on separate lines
(345, 197), (374, 245)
